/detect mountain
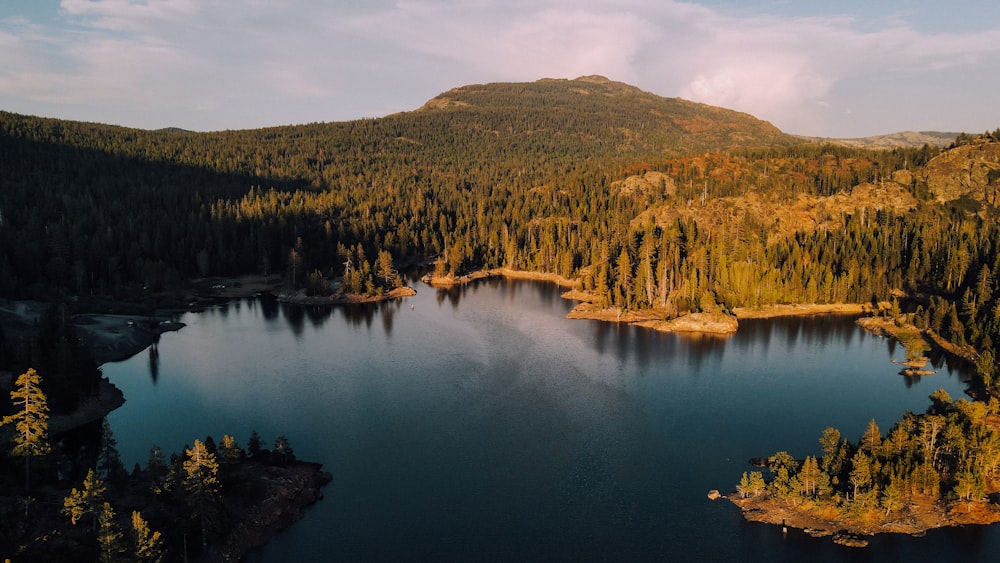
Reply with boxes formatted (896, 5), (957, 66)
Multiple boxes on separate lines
(0, 76), (796, 182)
(408, 75), (795, 157)
(797, 130), (960, 149)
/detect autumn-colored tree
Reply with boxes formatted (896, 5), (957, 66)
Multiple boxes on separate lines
(63, 468), (107, 530)
(183, 439), (222, 552)
(131, 510), (166, 563)
(1, 368), (51, 489)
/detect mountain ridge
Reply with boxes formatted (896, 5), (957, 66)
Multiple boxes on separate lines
(2, 76), (966, 153)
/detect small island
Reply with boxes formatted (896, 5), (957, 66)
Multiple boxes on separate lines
(720, 390), (1000, 547)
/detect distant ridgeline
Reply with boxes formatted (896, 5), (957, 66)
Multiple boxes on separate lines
(2, 78), (1000, 389)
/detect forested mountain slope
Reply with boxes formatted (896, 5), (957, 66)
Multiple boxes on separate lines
(0, 76), (793, 299)
(3, 79), (1000, 398)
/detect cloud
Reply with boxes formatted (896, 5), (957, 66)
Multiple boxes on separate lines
(1, 0), (998, 135)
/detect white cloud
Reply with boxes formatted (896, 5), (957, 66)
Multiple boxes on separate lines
(0, 0), (997, 135)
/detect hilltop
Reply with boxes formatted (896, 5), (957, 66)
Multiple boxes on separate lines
(797, 130), (959, 149)
(412, 75), (794, 156)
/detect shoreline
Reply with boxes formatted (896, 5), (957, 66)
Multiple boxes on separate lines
(422, 269), (874, 334)
(276, 285), (417, 305)
(725, 490), (1000, 547)
(422, 267), (580, 289)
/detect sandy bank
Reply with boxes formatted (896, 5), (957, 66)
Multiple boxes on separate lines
(636, 312), (739, 334)
(422, 268), (579, 289)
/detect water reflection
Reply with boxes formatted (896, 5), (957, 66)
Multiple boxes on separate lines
(259, 293), (280, 320)
(281, 302), (305, 336)
(148, 339), (159, 384)
(379, 300), (398, 336)
(304, 305), (333, 328)
(105, 277), (986, 563)
(342, 304), (375, 329)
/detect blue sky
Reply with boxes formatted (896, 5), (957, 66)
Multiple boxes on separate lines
(2, 0), (999, 137)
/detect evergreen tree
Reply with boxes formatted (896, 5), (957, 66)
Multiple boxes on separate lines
(274, 434), (294, 465)
(220, 434), (245, 464)
(247, 429), (263, 458)
(96, 502), (127, 563)
(183, 439), (222, 553)
(1, 368), (51, 490)
(98, 418), (124, 481)
(849, 450), (872, 502)
(131, 510), (166, 563)
(147, 445), (166, 473)
(861, 418), (882, 455)
(748, 471), (766, 497)
(818, 427), (841, 472)
(63, 468), (107, 529)
(737, 471), (752, 498)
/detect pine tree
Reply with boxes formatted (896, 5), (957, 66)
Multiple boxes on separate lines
(861, 418), (882, 455)
(737, 472), (752, 498)
(131, 510), (166, 563)
(799, 456), (822, 497)
(62, 468), (107, 529)
(849, 450), (872, 502)
(183, 439), (222, 552)
(247, 429), (263, 458)
(819, 427), (841, 471)
(96, 502), (127, 563)
(274, 434), (294, 465)
(748, 471), (766, 497)
(98, 418), (124, 480)
(881, 472), (907, 516)
(220, 434), (244, 464)
(1, 368), (51, 490)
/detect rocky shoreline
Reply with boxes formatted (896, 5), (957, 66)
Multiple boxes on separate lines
(206, 461), (333, 562)
(724, 490), (1000, 547)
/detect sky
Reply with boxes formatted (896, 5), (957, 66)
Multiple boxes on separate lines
(1, 0), (999, 138)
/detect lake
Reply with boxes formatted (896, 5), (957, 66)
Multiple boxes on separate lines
(103, 278), (998, 562)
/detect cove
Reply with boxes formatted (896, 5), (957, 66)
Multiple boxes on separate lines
(103, 278), (997, 562)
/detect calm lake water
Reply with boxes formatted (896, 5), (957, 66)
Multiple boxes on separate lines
(103, 278), (998, 562)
